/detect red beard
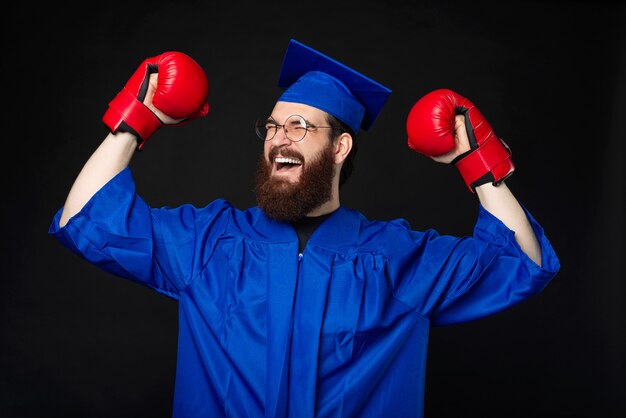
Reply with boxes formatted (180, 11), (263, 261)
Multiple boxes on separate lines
(254, 141), (336, 222)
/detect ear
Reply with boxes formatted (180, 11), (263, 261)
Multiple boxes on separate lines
(333, 133), (353, 164)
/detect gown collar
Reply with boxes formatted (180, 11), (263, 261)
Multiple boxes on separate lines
(245, 205), (361, 249)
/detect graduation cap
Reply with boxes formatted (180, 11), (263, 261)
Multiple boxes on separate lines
(277, 39), (392, 134)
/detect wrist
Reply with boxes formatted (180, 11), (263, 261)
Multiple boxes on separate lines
(106, 131), (141, 153)
(102, 88), (163, 149)
(455, 137), (514, 192)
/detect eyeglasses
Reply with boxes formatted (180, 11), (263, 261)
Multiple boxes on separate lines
(255, 114), (334, 142)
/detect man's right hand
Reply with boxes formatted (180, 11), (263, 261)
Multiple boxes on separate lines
(102, 51), (210, 149)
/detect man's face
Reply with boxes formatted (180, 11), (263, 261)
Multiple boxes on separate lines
(254, 101), (339, 221)
(261, 102), (336, 183)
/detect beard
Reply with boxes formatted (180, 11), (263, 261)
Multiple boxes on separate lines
(254, 141), (336, 222)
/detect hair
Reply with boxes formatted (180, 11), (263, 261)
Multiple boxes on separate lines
(325, 114), (358, 187)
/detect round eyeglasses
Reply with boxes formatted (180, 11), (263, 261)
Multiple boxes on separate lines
(255, 114), (334, 142)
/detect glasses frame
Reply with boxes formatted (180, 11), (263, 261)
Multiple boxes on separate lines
(255, 114), (335, 143)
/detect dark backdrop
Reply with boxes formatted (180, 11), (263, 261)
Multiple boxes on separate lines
(2, 1), (624, 417)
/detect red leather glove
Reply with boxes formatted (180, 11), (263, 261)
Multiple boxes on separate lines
(102, 51), (209, 149)
(406, 88), (514, 192)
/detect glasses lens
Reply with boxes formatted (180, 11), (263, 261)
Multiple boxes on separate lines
(285, 115), (307, 142)
(255, 119), (273, 141)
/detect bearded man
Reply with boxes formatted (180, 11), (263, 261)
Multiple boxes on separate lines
(49, 39), (560, 418)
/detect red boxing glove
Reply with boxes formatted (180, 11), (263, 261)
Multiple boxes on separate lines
(102, 51), (209, 149)
(406, 88), (514, 192)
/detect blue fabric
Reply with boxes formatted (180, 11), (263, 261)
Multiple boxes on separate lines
(49, 167), (560, 418)
(279, 71), (364, 135)
(277, 39), (392, 132)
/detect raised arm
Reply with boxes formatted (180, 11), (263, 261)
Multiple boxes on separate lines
(406, 88), (542, 266)
(58, 52), (210, 227)
(473, 182), (541, 265)
(59, 132), (136, 227)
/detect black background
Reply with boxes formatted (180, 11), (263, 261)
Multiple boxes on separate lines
(2, 1), (624, 417)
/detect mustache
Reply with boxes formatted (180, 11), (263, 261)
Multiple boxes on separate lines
(268, 146), (305, 163)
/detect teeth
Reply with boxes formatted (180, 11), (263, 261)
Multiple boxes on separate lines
(275, 157), (302, 165)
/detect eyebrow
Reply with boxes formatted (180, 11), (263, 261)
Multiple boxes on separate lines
(286, 117), (307, 126)
(267, 115), (318, 126)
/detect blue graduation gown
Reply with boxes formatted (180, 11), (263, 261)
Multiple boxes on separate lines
(49, 167), (560, 418)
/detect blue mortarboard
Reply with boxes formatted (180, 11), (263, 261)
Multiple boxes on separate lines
(277, 39), (392, 134)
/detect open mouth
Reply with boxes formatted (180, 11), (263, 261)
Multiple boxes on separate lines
(274, 156), (303, 173)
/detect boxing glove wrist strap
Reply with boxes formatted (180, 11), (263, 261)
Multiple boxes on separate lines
(102, 88), (163, 149)
(454, 136), (514, 192)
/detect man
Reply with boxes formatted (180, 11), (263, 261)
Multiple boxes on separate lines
(49, 39), (560, 417)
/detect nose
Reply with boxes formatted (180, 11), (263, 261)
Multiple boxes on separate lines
(269, 125), (291, 147)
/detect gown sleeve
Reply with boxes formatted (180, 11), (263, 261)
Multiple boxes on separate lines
(48, 167), (231, 299)
(389, 204), (560, 326)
